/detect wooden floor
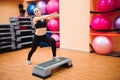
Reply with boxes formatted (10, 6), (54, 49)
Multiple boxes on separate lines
(0, 47), (120, 80)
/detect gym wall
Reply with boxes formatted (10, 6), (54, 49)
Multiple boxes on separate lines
(0, 0), (22, 24)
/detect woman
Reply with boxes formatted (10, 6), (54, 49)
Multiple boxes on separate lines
(27, 8), (60, 65)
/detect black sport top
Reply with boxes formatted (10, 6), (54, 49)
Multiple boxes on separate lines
(35, 19), (47, 29)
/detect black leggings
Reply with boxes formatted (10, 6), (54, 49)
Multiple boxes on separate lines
(27, 34), (56, 60)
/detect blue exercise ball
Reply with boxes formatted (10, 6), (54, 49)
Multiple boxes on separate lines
(40, 42), (50, 47)
(46, 33), (52, 37)
(27, 3), (36, 15)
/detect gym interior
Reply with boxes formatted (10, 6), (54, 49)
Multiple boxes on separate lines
(0, 0), (120, 80)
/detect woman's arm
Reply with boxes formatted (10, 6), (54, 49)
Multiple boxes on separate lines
(45, 12), (59, 20)
(33, 16), (46, 24)
(33, 12), (59, 23)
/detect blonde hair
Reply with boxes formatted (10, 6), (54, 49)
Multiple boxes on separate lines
(34, 8), (39, 13)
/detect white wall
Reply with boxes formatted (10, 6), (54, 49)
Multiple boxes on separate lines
(60, 0), (90, 52)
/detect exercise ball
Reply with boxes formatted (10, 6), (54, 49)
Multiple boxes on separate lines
(98, 0), (117, 12)
(97, 0), (117, 16)
(91, 15), (112, 30)
(40, 42), (50, 47)
(36, 0), (47, 15)
(51, 0), (59, 1)
(56, 41), (60, 48)
(114, 16), (120, 33)
(51, 33), (60, 41)
(46, 33), (52, 37)
(27, 3), (36, 15)
(47, 18), (59, 31)
(92, 36), (113, 54)
(117, 0), (120, 8)
(47, 0), (59, 13)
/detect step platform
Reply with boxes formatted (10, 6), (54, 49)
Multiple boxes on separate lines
(32, 57), (72, 79)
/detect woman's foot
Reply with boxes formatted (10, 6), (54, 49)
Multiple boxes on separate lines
(53, 57), (60, 62)
(27, 60), (31, 65)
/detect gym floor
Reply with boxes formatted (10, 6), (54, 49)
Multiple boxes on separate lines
(0, 47), (120, 80)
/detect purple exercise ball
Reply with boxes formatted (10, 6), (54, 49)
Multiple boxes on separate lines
(36, 0), (47, 15)
(114, 16), (120, 33)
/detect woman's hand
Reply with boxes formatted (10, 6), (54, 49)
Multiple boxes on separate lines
(46, 12), (59, 20)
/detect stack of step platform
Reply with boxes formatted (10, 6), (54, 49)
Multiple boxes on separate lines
(0, 24), (16, 53)
(9, 17), (35, 49)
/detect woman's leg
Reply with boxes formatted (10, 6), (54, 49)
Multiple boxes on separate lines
(43, 35), (60, 61)
(27, 35), (39, 61)
(43, 35), (56, 57)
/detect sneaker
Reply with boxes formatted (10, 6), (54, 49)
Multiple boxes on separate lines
(53, 57), (60, 62)
(27, 60), (31, 65)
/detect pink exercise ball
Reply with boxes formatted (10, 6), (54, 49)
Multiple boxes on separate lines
(36, 0), (47, 15)
(92, 36), (113, 54)
(56, 41), (60, 48)
(117, 0), (120, 8)
(98, 0), (117, 12)
(51, 0), (59, 1)
(51, 33), (60, 41)
(47, 0), (59, 13)
(47, 18), (59, 31)
(91, 15), (112, 30)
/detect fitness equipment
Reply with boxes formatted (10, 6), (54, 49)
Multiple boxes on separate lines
(97, 0), (117, 16)
(56, 41), (60, 48)
(51, 33), (60, 48)
(97, 0), (117, 12)
(9, 17), (34, 30)
(27, 3), (36, 15)
(91, 15), (112, 30)
(114, 16), (120, 33)
(39, 33), (52, 47)
(0, 24), (16, 52)
(117, 0), (120, 8)
(32, 57), (72, 79)
(9, 17), (35, 49)
(92, 36), (113, 54)
(51, 33), (60, 41)
(15, 29), (34, 35)
(47, 0), (59, 13)
(46, 32), (52, 37)
(40, 42), (50, 47)
(47, 18), (59, 31)
(36, 0), (47, 15)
